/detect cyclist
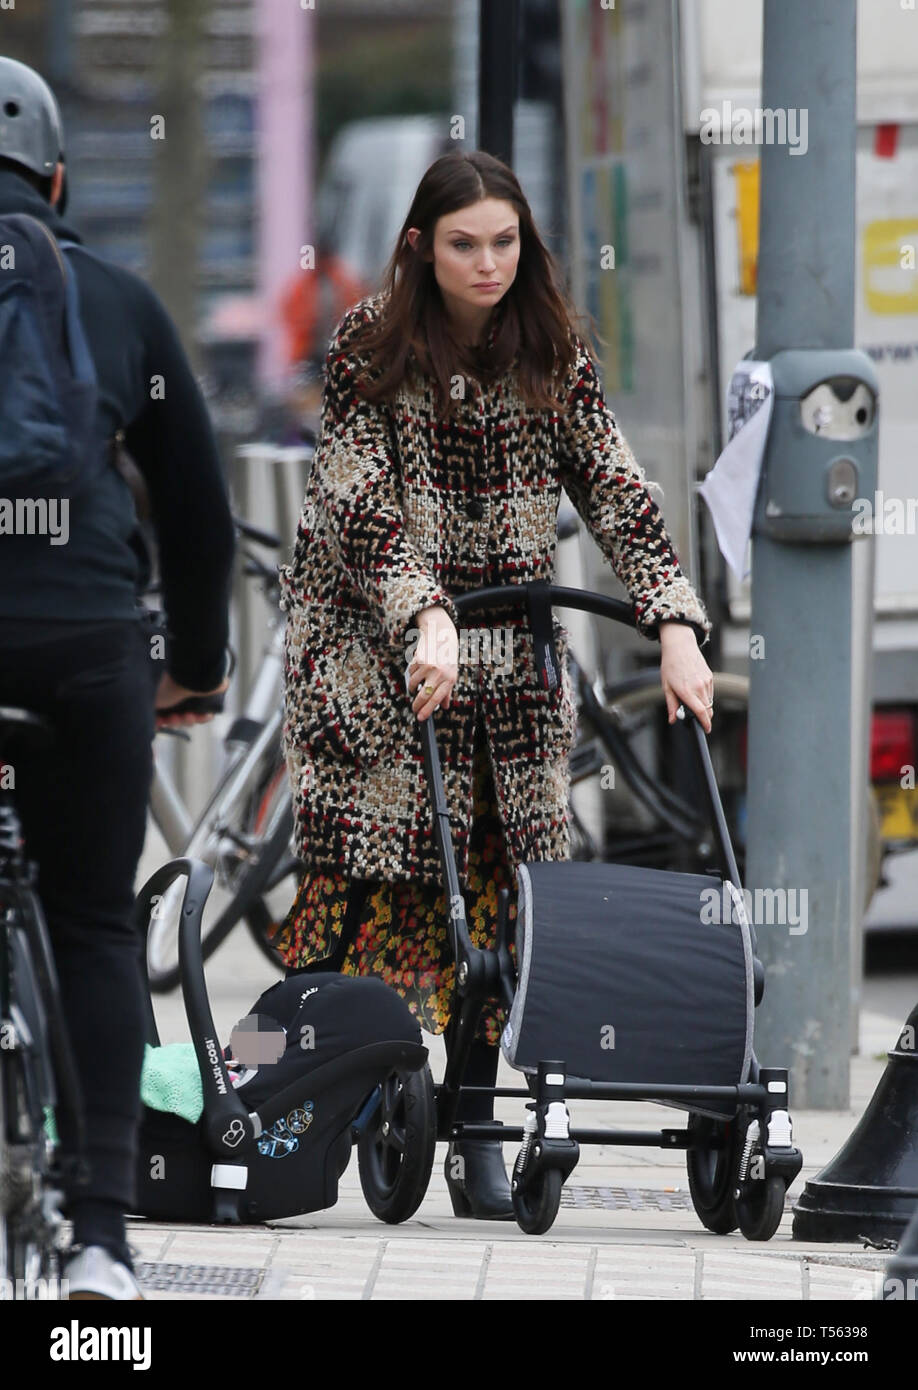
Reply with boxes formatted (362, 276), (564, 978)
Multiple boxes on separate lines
(0, 58), (235, 1297)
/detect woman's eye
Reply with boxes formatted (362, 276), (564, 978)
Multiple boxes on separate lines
(451, 239), (515, 250)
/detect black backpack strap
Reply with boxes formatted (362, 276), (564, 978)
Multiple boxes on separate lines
(60, 240), (126, 475)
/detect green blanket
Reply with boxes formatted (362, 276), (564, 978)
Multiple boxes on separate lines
(139, 1041), (205, 1124)
(42, 1042), (207, 1143)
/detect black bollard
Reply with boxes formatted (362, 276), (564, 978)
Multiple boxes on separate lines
(881, 1200), (918, 1301)
(792, 1005), (918, 1242)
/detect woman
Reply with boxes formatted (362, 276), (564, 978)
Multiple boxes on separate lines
(277, 150), (713, 1219)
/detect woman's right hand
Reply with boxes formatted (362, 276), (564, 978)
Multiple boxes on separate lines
(407, 605), (459, 721)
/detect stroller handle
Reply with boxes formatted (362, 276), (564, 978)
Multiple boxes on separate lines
(406, 581), (746, 960)
(449, 581), (636, 628)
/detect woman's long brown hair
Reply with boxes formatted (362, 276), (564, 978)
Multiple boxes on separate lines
(345, 149), (595, 422)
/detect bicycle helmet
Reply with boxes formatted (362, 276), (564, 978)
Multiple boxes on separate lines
(0, 56), (64, 176)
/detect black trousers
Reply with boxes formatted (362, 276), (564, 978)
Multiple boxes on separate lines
(0, 615), (156, 1208)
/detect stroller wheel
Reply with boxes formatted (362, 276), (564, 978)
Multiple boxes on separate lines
(511, 1167), (563, 1236)
(686, 1113), (739, 1234)
(736, 1175), (785, 1242)
(357, 1064), (436, 1224)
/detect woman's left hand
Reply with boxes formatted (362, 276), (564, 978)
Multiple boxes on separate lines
(659, 622), (714, 734)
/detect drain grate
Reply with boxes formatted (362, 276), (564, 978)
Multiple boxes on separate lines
(561, 1186), (693, 1211)
(135, 1262), (263, 1297)
(561, 1186), (794, 1212)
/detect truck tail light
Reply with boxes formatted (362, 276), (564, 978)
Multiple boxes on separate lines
(870, 708), (916, 783)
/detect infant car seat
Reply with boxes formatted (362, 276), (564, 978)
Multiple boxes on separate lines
(132, 860), (427, 1223)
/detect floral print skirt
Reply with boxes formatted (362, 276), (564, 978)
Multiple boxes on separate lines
(276, 716), (516, 1045)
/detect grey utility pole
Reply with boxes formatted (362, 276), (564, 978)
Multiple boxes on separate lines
(746, 0), (878, 1108)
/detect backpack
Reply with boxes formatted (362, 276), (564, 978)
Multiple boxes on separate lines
(0, 212), (102, 502)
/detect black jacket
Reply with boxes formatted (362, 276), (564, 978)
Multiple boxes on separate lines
(0, 169), (235, 690)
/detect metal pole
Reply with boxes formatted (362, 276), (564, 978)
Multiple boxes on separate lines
(149, 0), (209, 374)
(478, 0), (519, 161)
(746, 0), (869, 1108)
(47, 0), (75, 85)
(255, 0), (311, 393)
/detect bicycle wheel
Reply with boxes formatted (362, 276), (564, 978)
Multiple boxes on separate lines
(1, 964), (61, 1293)
(145, 739), (294, 992)
(571, 670), (750, 877)
(579, 670), (882, 910)
(243, 761), (301, 970)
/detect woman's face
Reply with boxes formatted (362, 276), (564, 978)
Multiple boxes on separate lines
(414, 198), (520, 329)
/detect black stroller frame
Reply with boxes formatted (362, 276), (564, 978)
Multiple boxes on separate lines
(394, 581), (804, 1237)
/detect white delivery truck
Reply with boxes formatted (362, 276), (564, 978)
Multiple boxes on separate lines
(560, 0), (918, 927)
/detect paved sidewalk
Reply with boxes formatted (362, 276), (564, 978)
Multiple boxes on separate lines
(122, 905), (913, 1302)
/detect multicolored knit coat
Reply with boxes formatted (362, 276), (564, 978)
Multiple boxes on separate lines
(279, 291), (711, 889)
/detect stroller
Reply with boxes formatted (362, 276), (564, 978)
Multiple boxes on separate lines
(351, 580), (803, 1238)
(131, 858), (429, 1224)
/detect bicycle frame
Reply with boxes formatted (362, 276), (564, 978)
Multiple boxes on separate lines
(149, 598), (286, 857)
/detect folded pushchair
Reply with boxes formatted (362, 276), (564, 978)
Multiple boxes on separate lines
(351, 580), (803, 1238)
(131, 859), (428, 1224)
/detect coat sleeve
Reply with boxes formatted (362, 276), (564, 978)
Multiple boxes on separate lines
(308, 303), (460, 651)
(556, 335), (712, 648)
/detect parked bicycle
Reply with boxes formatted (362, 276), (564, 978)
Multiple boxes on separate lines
(144, 518), (298, 993)
(557, 510), (882, 907)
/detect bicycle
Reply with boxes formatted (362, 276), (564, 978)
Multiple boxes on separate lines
(567, 650), (752, 877)
(144, 518), (300, 993)
(0, 708), (89, 1298)
(557, 511), (882, 907)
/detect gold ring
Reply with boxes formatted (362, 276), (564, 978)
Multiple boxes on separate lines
(423, 684), (435, 695)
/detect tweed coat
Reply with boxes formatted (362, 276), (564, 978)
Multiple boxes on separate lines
(278, 290), (711, 888)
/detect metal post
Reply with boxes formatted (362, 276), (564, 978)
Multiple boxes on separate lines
(150, 0), (209, 374)
(746, 0), (874, 1108)
(478, 0), (519, 161)
(47, 0), (75, 85)
(255, 0), (312, 393)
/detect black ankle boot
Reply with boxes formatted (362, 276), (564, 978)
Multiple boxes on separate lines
(445, 1128), (514, 1220)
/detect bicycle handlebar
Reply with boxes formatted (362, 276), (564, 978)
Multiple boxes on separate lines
(556, 507), (581, 542)
(154, 647), (237, 722)
(156, 690), (226, 718)
(233, 517), (282, 549)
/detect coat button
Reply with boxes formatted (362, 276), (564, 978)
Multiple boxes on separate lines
(466, 498), (485, 520)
